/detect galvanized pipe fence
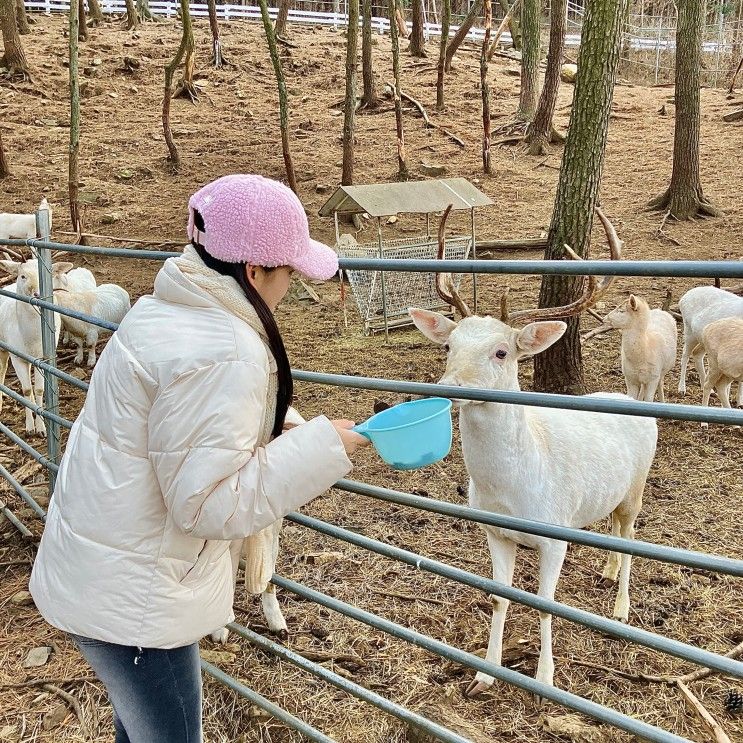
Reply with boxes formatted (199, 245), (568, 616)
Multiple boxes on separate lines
(1, 231), (742, 742)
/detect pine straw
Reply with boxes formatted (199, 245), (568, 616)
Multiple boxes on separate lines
(1, 268), (742, 742)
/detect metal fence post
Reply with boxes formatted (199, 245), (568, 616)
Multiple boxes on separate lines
(35, 209), (60, 495)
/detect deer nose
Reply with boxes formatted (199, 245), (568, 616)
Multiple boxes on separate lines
(32, 291), (40, 299)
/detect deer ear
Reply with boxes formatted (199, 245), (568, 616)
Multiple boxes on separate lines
(516, 321), (567, 357)
(408, 308), (457, 345)
(52, 262), (74, 275)
(629, 294), (638, 310)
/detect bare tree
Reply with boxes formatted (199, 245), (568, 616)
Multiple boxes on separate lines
(533, 0), (628, 394)
(648, 0), (721, 219)
(15, 0), (29, 34)
(173, 0), (197, 102)
(361, 0), (379, 108)
(409, 0), (426, 57)
(162, 0), (191, 168)
(498, 0), (521, 50)
(88, 0), (105, 25)
(445, 0), (481, 71)
(275, 0), (290, 37)
(0, 0), (30, 79)
(124, 0), (139, 29)
(259, 0), (298, 193)
(0, 131), (10, 178)
(389, 0), (408, 180)
(342, 0), (359, 185)
(78, 0), (87, 41)
(69, 0), (82, 234)
(516, 0), (540, 121)
(524, 0), (566, 154)
(436, 0), (450, 110)
(481, 0), (492, 173)
(136, 0), (159, 22)
(207, 0), (227, 68)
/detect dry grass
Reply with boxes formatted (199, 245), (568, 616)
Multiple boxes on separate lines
(1, 12), (742, 743)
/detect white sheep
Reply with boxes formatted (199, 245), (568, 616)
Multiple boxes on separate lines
(605, 294), (677, 402)
(0, 259), (71, 436)
(700, 317), (743, 410)
(408, 208), (658, 696)
(678, 286), (743, 406)
(0, 198), (52, 240)
(54, 284), (131, 367)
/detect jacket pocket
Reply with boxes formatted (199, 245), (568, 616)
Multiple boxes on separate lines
(179, 539), (230, 588)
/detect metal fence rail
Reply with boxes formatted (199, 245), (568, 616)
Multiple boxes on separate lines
(1, 233), (742, 742)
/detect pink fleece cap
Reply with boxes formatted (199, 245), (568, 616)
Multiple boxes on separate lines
(186, 174), (339, 281)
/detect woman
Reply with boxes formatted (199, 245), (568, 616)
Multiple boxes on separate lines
(29, 174), (369, 743)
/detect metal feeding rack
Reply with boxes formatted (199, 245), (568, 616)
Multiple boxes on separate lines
(318, 178), (493, 337)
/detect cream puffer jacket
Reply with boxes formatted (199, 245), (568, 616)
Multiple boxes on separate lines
(29, 256), (352, 648)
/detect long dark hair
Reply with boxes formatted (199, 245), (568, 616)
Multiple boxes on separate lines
(191, 210), (293, 438)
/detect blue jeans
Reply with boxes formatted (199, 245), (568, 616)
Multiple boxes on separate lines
(71, 634), (202, 743)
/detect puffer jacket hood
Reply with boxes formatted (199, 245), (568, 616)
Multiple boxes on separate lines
(30, 254), (352, 648)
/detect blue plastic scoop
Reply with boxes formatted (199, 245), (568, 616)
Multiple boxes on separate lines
(353, 397), (453, 471)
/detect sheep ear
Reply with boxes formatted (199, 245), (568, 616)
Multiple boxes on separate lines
(629, 294), (637, 310)
(52, 262), (74, 275)
(0, 260), (21, 277)
(516, 321), (567, 358)
(408, 308), (457, 344)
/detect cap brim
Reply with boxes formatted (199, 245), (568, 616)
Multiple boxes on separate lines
(290, 239), (339, 281)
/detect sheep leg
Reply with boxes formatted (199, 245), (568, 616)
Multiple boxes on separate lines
(466, 531), (516, 697)
(613, 498), (640, 622)
(0, 351), (9, 414)
(643, 378), (659, 403)
(85, 328), (99, 368)
(601, 511), (621, 582)
(11, 357), (44, 436)
(535, 540), (568, 694)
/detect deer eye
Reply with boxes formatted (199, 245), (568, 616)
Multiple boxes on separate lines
(20, 275), (26, 281)
(495, 349), (507, 360)
(443, 343), (450, 353)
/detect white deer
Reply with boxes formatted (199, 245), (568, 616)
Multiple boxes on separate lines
(409, 208), (658, 696)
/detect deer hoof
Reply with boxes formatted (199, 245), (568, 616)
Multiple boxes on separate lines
(210, 628), (229, 644)
(465, 678), (492, 698)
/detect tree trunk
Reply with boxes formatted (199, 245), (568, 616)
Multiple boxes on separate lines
(361, 0), (379, 107)
(88, 0), (105, 25)
(481, 0), (492, 172)
(15, 0), (29, 34)
(516, 0), (540, 121)
(409, 0), (426, 56)
(436, 0), (451, 109)
(173, 0), (197, 102)
(259, 0), (298, 193)
(648, 0), (720, 219)
(533, 0), (629, 395)
(445, 0), (481, 71)
(124, 0), (139, 29)
(730, 0), (742, 77)
(0, 0), (29, 78)
(162, 0), (191, 168)
(342, 0), (359, 185)
(69, 0), (82, 234)
(275, 0), (289, 37)
(0, 131), (10, 178)
(525, 0), (566, 154)
(389, 0), (408, 180)
(207, 0), (227, 67)
(137, 0), (159, 22)
(77, 0), (87, 41)
(497, 0), (521, 50)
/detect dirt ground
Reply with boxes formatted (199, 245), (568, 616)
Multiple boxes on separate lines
(1, 12), (742, 743)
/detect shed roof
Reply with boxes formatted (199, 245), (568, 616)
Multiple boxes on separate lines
(317, 178), (493, 218)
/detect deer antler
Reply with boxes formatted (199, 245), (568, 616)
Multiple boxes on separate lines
(500, 206), (622, 325)
(435, 204), (472, 318)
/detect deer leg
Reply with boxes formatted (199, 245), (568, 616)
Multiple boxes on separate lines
(535, 541), (568, 693)
(625, 379), (640, 400)
(466, 531), (516, 698)
(613, 507), (639, 622)
(85, 328), (99, 367)
(658, 375), (666, 403)
(691, 345), (706, 388)
(717, 379), (732, 408)
(678, 333), (692, 394)
(601, 512), (621, 582)
(701, 359), (722, 428)
(643, 378), (659, 403)
(0, 351), (9, 414)
(11, 357), (44, 436)
(261, 520), (287, 635)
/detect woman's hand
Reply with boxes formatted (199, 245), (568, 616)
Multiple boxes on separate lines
(331, 419), (371, 456)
